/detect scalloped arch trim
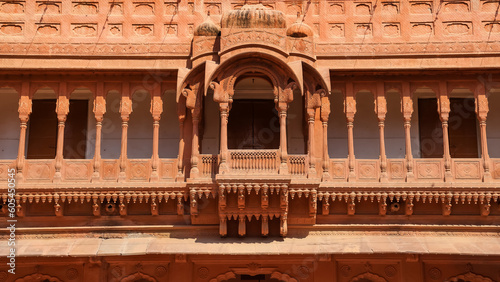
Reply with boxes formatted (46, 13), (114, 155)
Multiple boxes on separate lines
(350, 272), (388, 282)
(209, 270), (298, 282)
(120, 272), (157, 282)
(447, 272), (494, 282)
(15, 273), (63, 282)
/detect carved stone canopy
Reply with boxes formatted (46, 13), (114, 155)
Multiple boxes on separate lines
(194, 17), (221, 36)
(221, 4), (286, 29)
(287, 21), (314, 38)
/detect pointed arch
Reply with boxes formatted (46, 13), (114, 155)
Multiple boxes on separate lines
(15, 273), (63, 282)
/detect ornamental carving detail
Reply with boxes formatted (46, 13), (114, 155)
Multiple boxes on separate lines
(447, 272), (493, 282)
(221, 30), (286, 52)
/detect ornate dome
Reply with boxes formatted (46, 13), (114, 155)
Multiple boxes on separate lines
(286, 21), (314, 38)
(221, 4), (286, 29)
(194, 17), (221, 36)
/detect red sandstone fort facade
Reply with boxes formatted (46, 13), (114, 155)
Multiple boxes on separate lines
(1, 0), (500, 281)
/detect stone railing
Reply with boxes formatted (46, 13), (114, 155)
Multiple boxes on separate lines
(229, 149), (279, 173)
(288, 155), (307, 176)
(16, 158), (178, 183)
(200, 154), (219, 178)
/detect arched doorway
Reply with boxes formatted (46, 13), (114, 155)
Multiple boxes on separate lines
(228, 76), (280, 150)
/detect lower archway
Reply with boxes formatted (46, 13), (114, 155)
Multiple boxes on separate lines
(210, 271), (297, 282)
(14, 273), (63, 282)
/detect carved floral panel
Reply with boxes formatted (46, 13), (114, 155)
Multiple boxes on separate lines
(101, 160), (119, 180)
(388, 160), (405, 179)
(416, 160), (442, 179)
(493, 160), (500, 179)
(330, 160), (347, 180)
(0, 161), (15, 181)
(128, 160), (150, 181)
(25, 160), (53, 181)
(63, 160), (91, 181)
(454, 160), (481, 180)
(357, 160), (379, 180)
(160, 160), (176, 179)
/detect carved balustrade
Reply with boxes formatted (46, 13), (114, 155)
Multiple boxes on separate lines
(200, 154), (219, 178)
(288, 155), (308, 176)
(228, 149), (279, 173)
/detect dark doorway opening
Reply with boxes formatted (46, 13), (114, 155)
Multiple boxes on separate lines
(228, 99), (279, 150)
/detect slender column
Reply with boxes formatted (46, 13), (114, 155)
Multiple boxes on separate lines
(190, 108), (201, 178)
(438, 81), (452, 182)
(219, 103), (230, 173)
(307, 108), (316, 177)
(92, 82), (105, 182)
(345, 82), (357, 181)
(54, 82), (69, 182)
(321, 92), (331, 181)
(176, 99), (186, 181)
(401, 82), (415, 181)
(16, 82), (31, 182)
(150, 88), (163, 182)
(475, 83), (491, 182)
(279, 108), (288, 174)
(119, 82), (132, 182)
(376, 82), (388, 182)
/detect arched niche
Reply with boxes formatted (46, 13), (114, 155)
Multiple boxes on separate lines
(128, 89), (153, 159)
(101, 90), (122, 159)
(354, 90), (379, 159)
(14, 273), (63, 282)
(447, 271), (494, 282)
(0, 87), (20, 159)
(227, 76), (280, 150)
(27, 87), (58, 159)
(65, 87), (95, 159)
(350, 272), (388, 282)
(209, 270), (297, 282)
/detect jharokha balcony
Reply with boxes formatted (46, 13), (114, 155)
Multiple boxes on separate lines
(1, 70), (499, 238)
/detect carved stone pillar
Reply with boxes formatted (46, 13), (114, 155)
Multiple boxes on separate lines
(320, 92), (331, 181)
(401, 82), (415, 181)
(183, 87), (201, 178)
(92, 82), (105, 182)
(119, 83), (132, 182)
(306, 108), (316, 177)
(219, 103), (230, 173)
(438, 82), (452, 182)
(176, 99), (186, 182)
(16, 83), (31, 182)
(280, 187), (288, 237)
(150, 90), (163, 182)
(306, 89), (322, 178)
(278, 82), (296, 175)
(54, 83), (69, 182)
(376, 82), (388, 182)
(211, 81), (231, 173)
(345, 82), (357, 182)
(475, 83), (491, 182)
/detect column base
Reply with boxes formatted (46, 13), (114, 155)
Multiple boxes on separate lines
(483, 171), (492, 183)
(279, 162), (289, 175)
(150, 171), (159, 182)
(380, 172), (389, 182)
(322, 171), (332, 182)
(53, 171), (62, 183)
(406, 172), (415, 182)
(91, 172), (100, 182)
